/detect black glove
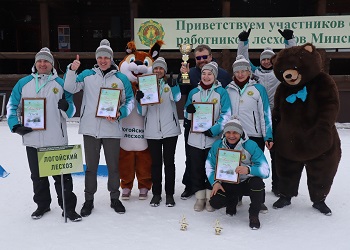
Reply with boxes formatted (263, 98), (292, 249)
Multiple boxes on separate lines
(238, 28), (251, 41)
(167, 72), (177, 87)
(278, 29), (294, 40)
(58, 98), (69, 111)
(186, 103), (196, 114)
(12, 124), (33, 136)
(204, 129), (213, 137)
(136, 90), (144, 102)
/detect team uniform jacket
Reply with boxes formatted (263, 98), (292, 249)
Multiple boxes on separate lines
(205, 136), (270, 185)
(184, 82), (231, 149)
(238, 38), (297, 110)
(137, 78), (182, 139)
(7, 69), (75, 148)
(64, 64), (134, 138)
(226, 80), (272, 142)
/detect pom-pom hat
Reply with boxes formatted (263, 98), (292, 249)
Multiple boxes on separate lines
(223, 118), (244, 136)
(96, 39), (113, 60)
(201, 61), (218, 80)
(152, 57), (167, 72)
(35, 47), (54, 66)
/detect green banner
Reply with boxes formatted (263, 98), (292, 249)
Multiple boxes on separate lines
(134, 16), (350, 49)
(37, 145), (83, 177)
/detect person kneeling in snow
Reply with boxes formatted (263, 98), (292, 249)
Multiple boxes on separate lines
(205, 118), (270, 229)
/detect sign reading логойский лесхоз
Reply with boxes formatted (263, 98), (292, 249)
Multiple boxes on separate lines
(37, 145), (83, 177)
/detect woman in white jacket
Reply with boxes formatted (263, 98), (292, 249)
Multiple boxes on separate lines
(136, 57), (181, 207)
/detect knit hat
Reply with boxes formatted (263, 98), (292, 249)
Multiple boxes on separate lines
(201, 61), (218, 80)
(95, 39), (113, 60)
(223, 118), (243, 136)
(232, 55), (251, 73)
(35, 47), (54, 66)
(260, 47), (275, 62)
(152, 57), (167, 72)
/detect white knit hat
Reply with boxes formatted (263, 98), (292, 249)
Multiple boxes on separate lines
(96, 39), (113, 59)
(201, 61), (218, 80)
(152, 57), (167, 72)
(232, 55), (251, 73)
(223, 118), (243, 136)
(35, 47), (54, 66)
(260, 47), (275, 62)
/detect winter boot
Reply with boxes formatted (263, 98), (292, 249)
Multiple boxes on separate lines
(165, 195), (176, 207)
(63, 210), (82, 222)
(121, 188), (131, 200)
(111, 199), (126, 214)
(180, 187), (193, 200)
(31, 207), (50, 220)
(249, 214), (260, 230)
(194, 190), (206, 212)
(260, 203), (268, 214)
(205, 189), (215, 212)
(273, 196), (291, 209)
(139, 188), (148, 200)
(150, 195), (162, 207)
(312, 201), (332, 216)
(80, 200), (94, 217)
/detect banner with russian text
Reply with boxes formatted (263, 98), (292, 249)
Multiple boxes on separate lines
(37, 145), (83, 177)
(134, 16), (350, 49)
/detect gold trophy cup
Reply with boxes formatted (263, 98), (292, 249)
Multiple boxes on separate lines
(178, 43), (193, 84)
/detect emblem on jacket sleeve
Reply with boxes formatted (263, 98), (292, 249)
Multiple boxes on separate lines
(112, 83), (118, 88)
(52, 87), (59, 94)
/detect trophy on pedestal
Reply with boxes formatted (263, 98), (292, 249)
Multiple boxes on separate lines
(178, 43), (193, 84)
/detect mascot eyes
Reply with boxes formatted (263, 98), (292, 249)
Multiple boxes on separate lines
(143, 59), (150, 67)
(129, 56), (136, 63)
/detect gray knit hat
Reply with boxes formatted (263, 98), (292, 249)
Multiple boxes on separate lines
(152, 57), (167, 72)
(260, 47), (275, 62)
(96, 39), (113, 59)
(35, 47), (54, 66)
(201, 61), (218, 80)
(223, 118), (243, 136)
(232, 55), (251, 73)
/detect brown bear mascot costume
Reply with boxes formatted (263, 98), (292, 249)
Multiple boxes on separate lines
(271, 43), (341, 215)
(118, 40), (164, 200)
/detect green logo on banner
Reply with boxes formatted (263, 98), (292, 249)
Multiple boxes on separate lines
(137, 19), (165, 47)
(37, 145), (83, 177)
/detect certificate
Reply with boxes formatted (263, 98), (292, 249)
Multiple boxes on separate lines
(22, 98), (46, 130)
(96, 88), (121, 118)
(214, 148), (241, 183)
(137, 74), (160, 105)
(191, 102), (214, 133)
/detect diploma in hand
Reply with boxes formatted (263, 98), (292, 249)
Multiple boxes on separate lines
(22, 98), (46, 130)
(215, 148), (241, 183)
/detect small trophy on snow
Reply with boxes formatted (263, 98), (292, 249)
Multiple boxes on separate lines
(180, 215), (189, 231)
(214, 219), (223, 235)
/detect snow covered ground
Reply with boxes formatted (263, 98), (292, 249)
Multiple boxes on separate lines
(0, 120), (349, 250)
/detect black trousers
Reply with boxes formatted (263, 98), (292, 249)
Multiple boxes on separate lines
(189, 145), (212, 193)
(26, 146), (77, 211)
(209, 177), (265, 216)
(181, 119), (192, 191)
(147, 136), (178, 196)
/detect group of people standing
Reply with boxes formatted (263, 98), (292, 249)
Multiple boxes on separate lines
(6, 29), (295, 229)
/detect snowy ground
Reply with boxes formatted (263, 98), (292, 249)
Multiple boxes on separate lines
(0, 120), (349, 250)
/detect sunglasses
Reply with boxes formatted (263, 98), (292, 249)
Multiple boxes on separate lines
(195, 55), (210, 60)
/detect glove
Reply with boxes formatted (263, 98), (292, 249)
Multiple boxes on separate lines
(136, 90), (144, 102)
(186, 103), (196, 114)
(278, 29), (294, 40)
(204, 129), (213, 137)
(12, 124), (33, 136)
(58, 98), (69, 111)
(167, 72), (177, 87)
(238, 28), (251, 41)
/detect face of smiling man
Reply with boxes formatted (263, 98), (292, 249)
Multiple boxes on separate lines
(97, 56), (112, 71)
(35, 59), (53, 75)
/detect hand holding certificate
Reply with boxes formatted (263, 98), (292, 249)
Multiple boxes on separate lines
(137, 74), (160, 105)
